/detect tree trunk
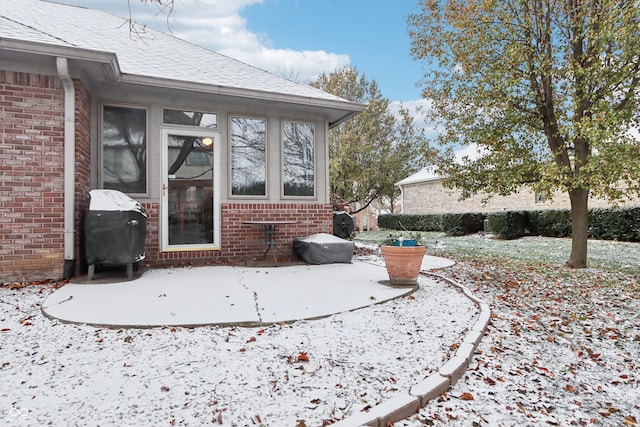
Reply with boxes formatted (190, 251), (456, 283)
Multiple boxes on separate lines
(567, 187), (589, 268)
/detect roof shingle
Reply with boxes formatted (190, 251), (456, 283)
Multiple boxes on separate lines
(0, 0), (348, 103)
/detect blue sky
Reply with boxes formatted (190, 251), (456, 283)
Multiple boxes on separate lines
(54, 0), (427, 103)
(241, 1), (425, 101)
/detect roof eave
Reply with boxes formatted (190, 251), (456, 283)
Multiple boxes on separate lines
(1, 38), (365, 125)
(121, 73), (366, 125)
(0, 38), (121, 79)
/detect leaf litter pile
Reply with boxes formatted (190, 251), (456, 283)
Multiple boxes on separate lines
(397, 243), (640, 426)
(0, 269), (477, 426)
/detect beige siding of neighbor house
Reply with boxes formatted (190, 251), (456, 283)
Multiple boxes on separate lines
(400, 178), (640, 214)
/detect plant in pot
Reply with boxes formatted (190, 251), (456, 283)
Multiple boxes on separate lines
(379, 232), (426, 286)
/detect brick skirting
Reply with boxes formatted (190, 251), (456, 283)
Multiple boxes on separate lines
(141, 202), (333, 268)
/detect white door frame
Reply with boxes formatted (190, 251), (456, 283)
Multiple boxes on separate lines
(160, 128), (221, 251)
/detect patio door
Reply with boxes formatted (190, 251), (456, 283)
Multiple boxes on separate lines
(161, 129), (220, 251)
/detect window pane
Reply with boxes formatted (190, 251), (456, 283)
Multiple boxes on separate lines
(163, 109), (217, 128)
(102, 106), (147, 193)
(283, 122), (314, 197)
(231, 117), (266, 196)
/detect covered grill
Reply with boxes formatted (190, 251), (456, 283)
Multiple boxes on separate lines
(85, 190), (146, 280)
(332, 211), (355, 238)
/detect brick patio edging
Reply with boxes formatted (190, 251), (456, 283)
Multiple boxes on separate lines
(331, 271), (490, 427)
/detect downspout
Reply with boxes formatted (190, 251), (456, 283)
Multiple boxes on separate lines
(56, 57), (76, 279)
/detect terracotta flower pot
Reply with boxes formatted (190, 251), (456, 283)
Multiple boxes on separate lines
(379, 244), (427, 286)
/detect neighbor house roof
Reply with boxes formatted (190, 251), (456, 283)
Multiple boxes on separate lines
(396, 166), (441, 186)
(0, 0), (364, 126)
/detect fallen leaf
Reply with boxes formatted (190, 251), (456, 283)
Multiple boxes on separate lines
(460, 392), (474, 401)
(484, 377), (496, 386)
(297, 352), (309, 362)
(624, 416), (637, 425)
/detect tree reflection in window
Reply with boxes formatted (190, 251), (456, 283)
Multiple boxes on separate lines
(283, 121), (314, 197)
(231, 117), (266, 196)
(102, 105), (147, 193)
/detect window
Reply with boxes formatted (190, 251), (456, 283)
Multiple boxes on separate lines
(282, 121), (315, 197)
(163, 109), (217, 128)
(230, 117), (266, 196)
(102, 105), (147, 194)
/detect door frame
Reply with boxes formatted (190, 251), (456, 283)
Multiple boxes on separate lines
(160, 128), (221, 252)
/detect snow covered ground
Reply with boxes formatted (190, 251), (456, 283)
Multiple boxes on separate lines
(395, 257), (640, 427)
(3, 238), (637, 427)
(0, 262), (477, 426)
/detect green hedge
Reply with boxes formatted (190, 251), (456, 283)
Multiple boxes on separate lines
(528, 209), (572, 238)
(589, 206), (640, 242)
(378, 213), (442, 232)
(378, 206), (640, 242)
(441, 213), (485, 236)
(487, 211), (527, 239)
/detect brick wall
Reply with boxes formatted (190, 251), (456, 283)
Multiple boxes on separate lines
(402, 178), (640, 214)
(0, 71), (91, 283)
(0, 71), (66, 282)
(140, 202), (333, 268)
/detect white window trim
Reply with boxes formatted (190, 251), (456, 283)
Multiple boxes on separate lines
(99, 103), (150, 197)
(160, 128), (221, 251)
(228, 115), (269, 199)
(281, 120), (317, 199)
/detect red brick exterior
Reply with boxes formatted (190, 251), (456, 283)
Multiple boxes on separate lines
(0, 71), (92, 283)
(0, 71), (64, 282)
(141, 202), (333, 268)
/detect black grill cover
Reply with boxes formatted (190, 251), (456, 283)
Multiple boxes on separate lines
(85, 190), (146, 265)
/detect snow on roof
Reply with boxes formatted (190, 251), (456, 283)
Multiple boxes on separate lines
(396, 166), (441, 186)
(0, 0), (350, 104)
(397, 144), (488, 186)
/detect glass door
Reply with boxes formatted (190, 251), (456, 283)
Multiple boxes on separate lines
(161, 129), (220, 250)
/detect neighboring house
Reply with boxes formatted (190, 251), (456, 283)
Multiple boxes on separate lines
(398, 167), (640, 214)
(0, 0), (365, 282)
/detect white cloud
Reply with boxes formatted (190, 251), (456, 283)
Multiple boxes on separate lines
(125, 0), (350, 82)
(455, 143), (487, 163)
(389, 99), (442, 140)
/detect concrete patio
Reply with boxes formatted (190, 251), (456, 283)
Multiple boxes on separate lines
(42, 256), (455, 328)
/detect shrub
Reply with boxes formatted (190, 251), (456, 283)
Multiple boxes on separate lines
(441, 213), (485, 236)
(487, 211), (527, 239)
(589, 206), (640, 242)
(528, 209), (572, 237)
(378, 214), (442, 232)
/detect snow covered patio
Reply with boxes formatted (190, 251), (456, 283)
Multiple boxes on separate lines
(2, 254), (486, 426)
(41, 257), (455, 328)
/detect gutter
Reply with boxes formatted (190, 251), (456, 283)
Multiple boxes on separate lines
(56, 57), (76, 279)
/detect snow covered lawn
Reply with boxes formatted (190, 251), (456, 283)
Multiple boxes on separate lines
(0, 268), (477, 426)
(395, 251), (640, 426)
